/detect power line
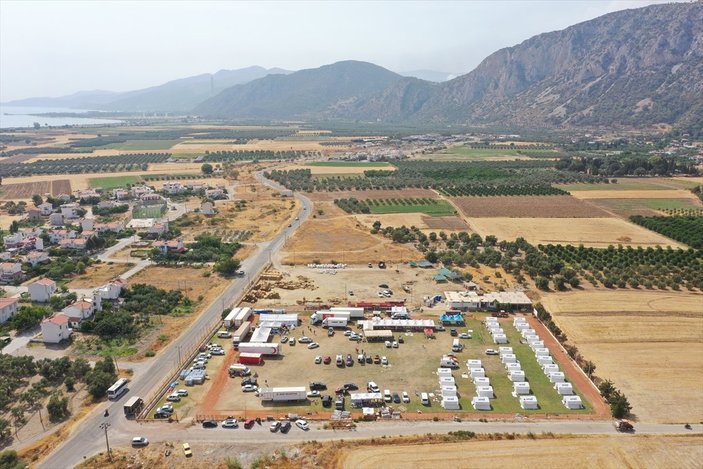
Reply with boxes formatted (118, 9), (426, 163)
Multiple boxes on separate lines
(99, 422), (112, 462)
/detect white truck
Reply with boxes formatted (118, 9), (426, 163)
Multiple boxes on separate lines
(258, 386), (307, 402)
(238, 342), (280, 356)
(232, 322), (252, 348)
(223, 307), (240, 329)
(330, 307), (365, 319)
(322, 317), (348, 328)
(310, 311), (350, 325)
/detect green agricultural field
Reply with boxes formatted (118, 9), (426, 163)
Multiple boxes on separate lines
(90, 175), (143, 189)
(368, 198), (456, 216)
(595, 198), (702, 213)
(133, 206), (166, 219)
(99, 139), (181, 150)
(423, 146), (557, 160)
(306, 161), (391, 167)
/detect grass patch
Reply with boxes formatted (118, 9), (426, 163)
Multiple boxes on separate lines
(596, 198), (701, 212)
(307, 161), (390, 167)
(369, 199), (455, 216)
(556, 181), (669, 191)
(133, 206), (165, 218)
(99, 139), (181, 150)
(90, 175), (143, 189)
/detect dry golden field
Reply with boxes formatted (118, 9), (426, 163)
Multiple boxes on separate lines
(66, 263), (134, 288)
(569, 189), (700, 200)
(467, 217), (685, 248)
(170, 139), (335, 153)
(128, 266), (227, 302)
(335, 435), (703, 469)
(541, 290), (703, 423)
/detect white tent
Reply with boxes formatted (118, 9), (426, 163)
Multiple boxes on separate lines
(521, 328), (536, 338)
(470, 367), (485, 379)
(441, 386), (458, 397)
(493, 334), (508, 344)
(513, 382), (531, 395)
(466, 359), (482, 368)
(476, 385), (494, 398)
(439, 376), (456, 386)
(555, 382), (574, 395)
(437, 368), (453, 377)
(506, 362), (522, 372)
(513, 317), (527, 325)
(529, 340), (544, 349)
(543, 364), (560, 374)
(498, 347), (513, 356)
(489, 326), (504, 335)
(519, 395), (539, 410)
(535, 348), (550, 357)
(472, 396), (491, 410)
(441, 396), (460, 410)
(473, 376), (490, 386)
(515, 323), (530, 331)
(563, 395), (583, 409)
(537, 356), (553, 366)
(501, 353), (517, 364)
(509, 370), (526, 382)
(549, 372), (566, 383)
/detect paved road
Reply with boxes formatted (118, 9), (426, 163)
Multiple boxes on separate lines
(38, 174), (313, 469)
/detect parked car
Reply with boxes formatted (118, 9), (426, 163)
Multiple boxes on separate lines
(392, 341), (399, 348)
(241, 384), (258, 392)
(384, 390), (392, 402)
(244, 419), (255, 429)
(154, 411), (170, 419)
(345, 354), (354, 367)
(307, 390), (321, 398)
(280, 421), (292, 433)
(398, 336), (405, 344)
(450, 329), (458, 337)
(241, 377), (257, 386)
(281, 336), (289, 343)
(269, 421), (281, 433)
(314, 355), (322, 364)
(402, 391), (410, 403)
(176, 389), (189, 397)
(343, 383), (359, 391)
(392, 392), (401, 403)
(299, 336), (313, 344)
(289, 338), (296, 346)
(309, 382), (327, 391)
(166, 394), (181, 402)
(349, 333), (361, 341)
(485, 349), (499, 355)
(222, 418), (238, 428)
(381, 356), (389, 365)
(336, 354), (344, 367)
(367, 381), (380, 393)
(307, 342), (320, 349)
(323, 356), (332, 365)
(295, 419), (309, 431)
(459, 332), (471, 339)
(344, 330), (352, 336)
(327, 328), (334, 337)
(211, 348), (225, 355)
(322, 395), (333, 407)
(202, 420), (218, 428)
(385, 340), (392, 348)
(183, 443), (192, 457)
(373, 355), (381, 364)
(131, 436), (149, 447)
(365, 356), (373, 364)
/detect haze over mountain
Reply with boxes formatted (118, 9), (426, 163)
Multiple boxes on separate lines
(5, 66), (291, 112)
(195, 2), (702, 132)
(400, 70), (457, 83)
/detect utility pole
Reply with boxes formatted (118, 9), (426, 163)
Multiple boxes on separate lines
(100, 422), (112, 462)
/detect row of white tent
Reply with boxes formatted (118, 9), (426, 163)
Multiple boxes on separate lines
(307, 263), (347, 269)
(484, 317), (508, 344)
(437, 367), (460, 410)
(513, 317), (582, 409)
(498, 347), (536, 409)
(466, 359), (494, 410)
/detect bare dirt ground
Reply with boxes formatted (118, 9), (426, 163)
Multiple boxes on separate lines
(423, 216), (469, 230)
(128, 266), (227, 302)
(569, 189), (699, 200)
(541, 290), (703, 423)
(66, 262), (134, 288)
(305, 188), (438, 202)
(281, 215), (419, 264)
(0, 212), (26, 230)
(452, 196), (610, 218)
(467, 217), (685, 248)
(335, 435), (703, 469)
(353, 213), (469, 232)
(147, 177), (228, 190)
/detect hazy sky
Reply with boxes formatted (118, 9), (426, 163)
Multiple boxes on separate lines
(0, 0), (675, 101)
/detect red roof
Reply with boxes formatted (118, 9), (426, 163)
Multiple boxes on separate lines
(44, 314), (70, 326)
(35, 278), (56, 286)
(0, 297), (18, 308)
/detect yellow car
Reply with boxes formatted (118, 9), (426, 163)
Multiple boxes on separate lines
(183, 443), (192, 457)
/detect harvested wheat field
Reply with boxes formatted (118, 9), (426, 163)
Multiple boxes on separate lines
(336, 435), (703, 469)
(423, 216), (469, 230)
(305, 188), (437, 202)
(0, 179), (72, 200)
(468, 217), (684, 248)
(355, 213), (430, 230)
(569, 189), (699, 200)
(282, 215), (418, 264)
(452, 195), (609, 218)
(542, 290), (703, 423)
(128, 266), (228, 302)
(24, 148), (123, 162)
(66, 262), (134, 288)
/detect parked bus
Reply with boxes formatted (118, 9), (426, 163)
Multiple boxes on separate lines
(123, 396), (143, 418)
(107, 378), (129, 400)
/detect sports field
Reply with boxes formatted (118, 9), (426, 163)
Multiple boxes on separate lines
(367, 198), (456, 216)
(90, 175), (143, 189)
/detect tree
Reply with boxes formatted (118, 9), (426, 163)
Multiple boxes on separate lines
(9, 221), (19, 234)
(569, 277), (580, 288)
(214, 257), (241, 276)
(85, 370), (115, 399)
(46, 394), (70, 422)
(32, 194), (43, 207)
(201, 163), (213, 174)
(0, 449), (24, 469)
(535, 276), (550, 291)
(609, 391), (632, 419)
(0, 418), (11, 442)
(9, 306), (48, 332)
(582, 360), (596, 377)
(598, 380), (616, 400)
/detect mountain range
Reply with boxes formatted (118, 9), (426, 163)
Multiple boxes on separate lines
(7, 2), (702, 131)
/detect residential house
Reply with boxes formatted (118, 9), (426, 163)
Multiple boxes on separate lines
(187, 182), (206, 192)
(130, 185), (153, 198)
(26, 251), (49, 267)
(205, 188), (225, 200)
(139, 193), (163, 205)
(3, 233), (25, 250)
(162, 182), (184, 195)
(81, 219), (94, 231)
(200, 202), (215, 216)
(62, 297), (100, 328)
(0, 263), (23, 283)
(95, 278), (127, 300)
(94, 221), (124, 234)
(80, 230), (97, 240)
(38, 202), (54, 216)
(60, 203), (80, 219)
(112, 188), (129, 200)
(4, 232), (44, 252)
(153, 239), (186, 254)
(0, 297), (19, 324)
(28, 278), (56, 302)
(48, 229), (77, 244)
(27, 208), (42, 221)
(49, 213), (64, 226)
(41, 314), (72, 344)
(77, 190), (100, 202)
(55, 194), (71, 203)
(0, 252), (13, 261)
(59, 238), (87, 251)
(148, 220), (169, 236)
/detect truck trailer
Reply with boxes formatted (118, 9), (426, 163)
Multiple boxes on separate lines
(258, 386), (307, 402)
(238, 353), (264, 366)
(123, 396), (143, 418)
(329, 307), (365, 319)
(233, 307), (252, 328)
(322, 317), (348, 328)
(223, 307), (240, 329)
(310, 311), (350, 325)
(237, 342), (280, 356)
(232, 321), (252, 348)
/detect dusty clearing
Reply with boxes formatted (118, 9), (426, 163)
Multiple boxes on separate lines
(541, 290), (703, 423)
(0, 213), (25, 230)
(66, 262), (134, 288)
(337, 435), (703, 469)
(467, 217), (685, 247)
(569, 189), (699, 200)
(128, 266), (228, 302)
(305, 188), (438, 202)
(147, 177), (229, 190)
(423, 216), (470, 230)
(354, 213), (469, 232)
(452, 196), (610, 218)
(282, 215), (418, 264)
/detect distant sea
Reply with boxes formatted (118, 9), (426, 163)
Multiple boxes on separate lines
(0, 105), (122, 129)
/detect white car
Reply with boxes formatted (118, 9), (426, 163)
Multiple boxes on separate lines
(392, 341), (399, 348)
(131, 436), (149, 447)
(381, 356), (389, 365)
(222, 418), (238, 428)
(211, 349), (225, 356)
(384, 341), (392, 348)
(307, 342), (320, 349)
(485, 349), (499, 355)
(402, 391), (410, 403)
(314, 355), (322, 364)
(295, 419), (309, 431)
(459, 333), (471, 339)
(307, 390), (321, 398)
(241, 384), (258, 392)
(367, 381), (380, 393)
(166, 394), (181, 402)
(176, 389), (189, 397)
(344, 330), (352, 336)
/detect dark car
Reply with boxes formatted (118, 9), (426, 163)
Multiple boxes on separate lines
(345, 354), (354, 367)
(153, 411), (170, 419)
(280, 421), (292, 433)
(241, 377), (257, 386)
(343, 383), (359, 391)
(450, 328), (458, 337)
(202, 420), (218, 428)
(392, 393), (401, 403)
(365, 356), (373, 364)
(244, 419), (256, 429)
(322, 395), (333, 408)
(323, 356), (332, 365)
(309, 382), (327, 391)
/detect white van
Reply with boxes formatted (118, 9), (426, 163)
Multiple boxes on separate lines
(452, 339), (463, 352)
(421, 392), (430, 406)
(217, 330), (232, 338)
(384, 389), (392, 402)
(367, 381), (380, 393)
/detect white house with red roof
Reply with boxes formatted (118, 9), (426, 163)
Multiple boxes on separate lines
(28, 278), (57, 303)
(95, 278), (127, 300)
(0, 262), (23, 283)
(62, 296), (101, 327)
(41, 314), (72, 344)
(59, 238), (87, 251)
(153, 239), (186, 254)
(26, 251), (49, 267)
(0, 297), (19, 324)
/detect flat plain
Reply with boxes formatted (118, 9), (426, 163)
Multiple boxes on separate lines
(452, 195), (609, 218)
